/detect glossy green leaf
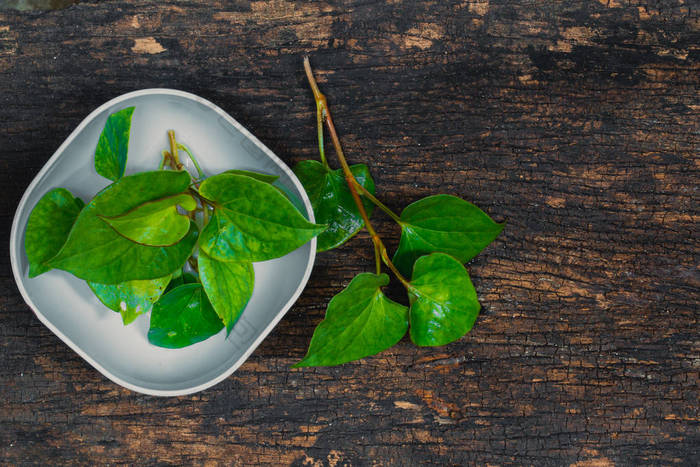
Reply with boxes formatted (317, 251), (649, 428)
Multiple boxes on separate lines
(100, 193), (196, 246)
(293, 273), (408, 367)
(88, 275), (171, 325)
(94, 107), (134, 181)
(199, 251), (254, 334)
(224, 169), (279, 184)
(223, 169), (296, 206)
(408, 253), (480, 347)
(293, 160), (375, 252)
(198, 173), (325, 262)
(221, 169), (299, 207)
(148, 283), (224, 349)
(393, 194), (503, 277)
(25, 188), (84, 278)
(49, 171), (198, 284)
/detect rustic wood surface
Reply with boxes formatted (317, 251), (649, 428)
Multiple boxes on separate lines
(0, 1), (698, 465)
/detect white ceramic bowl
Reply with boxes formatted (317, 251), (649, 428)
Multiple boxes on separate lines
(9, 89), (317, 396)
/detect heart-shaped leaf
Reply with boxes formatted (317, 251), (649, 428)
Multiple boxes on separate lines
(199, 251), (254, 334)
(88, 275), (171, 325)
(25, 188), (84, 278)
(393, 194), (503, 277)
(148, 283), (224, 349)
(293, 160), (375, 252)
(95, 107), (134, 181)
(293, 273), (408, 367)
(198, 173), (325, 262)
(100, 193), (196, 246)
(49, 171), (198, 284)
(408, 253), (480, 347)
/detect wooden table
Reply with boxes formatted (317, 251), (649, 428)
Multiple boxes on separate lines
(1, 1), (697, 465)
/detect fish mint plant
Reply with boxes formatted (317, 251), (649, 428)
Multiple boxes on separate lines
(24, 106), (325, 348)
(293, 58), (503, 367)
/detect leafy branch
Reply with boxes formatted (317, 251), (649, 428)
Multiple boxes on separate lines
(293, 58), (504, 366)
(303, 58), (401, 281)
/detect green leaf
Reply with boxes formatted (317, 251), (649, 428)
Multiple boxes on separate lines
(393, 194), (503, 277)
(198, 173), (325, 262)
(199, 251), (254, 335)
(223, 169), (305, 212)
(408, 253), (480, 347)
(148, 283), (224, 349)
(272, 183), (306, 214)
(223, 169), (297, 207)
(99, 193), (196, 246)
(94, 107), (134, 181)
(25, 188), (84, 278)
(49, 171), (198, 284)
(88, 275), (171, 325)
(293, 273), (408, 367)
(293, 160), (375, 252)
(224, 169), (279, 184)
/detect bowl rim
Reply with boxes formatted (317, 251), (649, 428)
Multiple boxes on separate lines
(9, 88), (317, 396)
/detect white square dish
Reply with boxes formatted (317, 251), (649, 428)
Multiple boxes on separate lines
(9, 89), (317, 396)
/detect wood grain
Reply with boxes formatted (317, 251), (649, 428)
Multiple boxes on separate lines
(0, 1), (698, 465)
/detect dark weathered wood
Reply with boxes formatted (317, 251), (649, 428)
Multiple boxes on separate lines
(0, 1), (698, 465)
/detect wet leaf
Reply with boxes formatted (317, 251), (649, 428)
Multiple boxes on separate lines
(408, 253), (480, 347)
(25, 188), (84, 278)
(198, 173), (325, 262)
(393, 194), (503, 277)
(293, 160), (375, 252)
(199, 251), (254, 334)
(49, 171), (197, 283)
(100, 193), (196, 246)
(293, 273), (408, 367)
(148, 283), (224, 349)
(95, 107), (134, 181)
(88, 275), (171, 325)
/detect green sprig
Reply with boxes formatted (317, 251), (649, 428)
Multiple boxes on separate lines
(292, 58), (503, 367)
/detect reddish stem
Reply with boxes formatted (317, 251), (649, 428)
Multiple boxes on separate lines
(303, 57), (409, 286)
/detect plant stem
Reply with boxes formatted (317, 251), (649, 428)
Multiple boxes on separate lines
(380, 248), (410, 288)
(304, 57), (410, 288)
(177, 143), (204, 179)
(373, 243), (381, 275)
(159, 150), (170, 170)
(351, 179), (402, 224)
(202, 205), (209, 226)
(317, 106), (329, 169)
(167, 130), (183, 170)
(305, 58), (330, 169)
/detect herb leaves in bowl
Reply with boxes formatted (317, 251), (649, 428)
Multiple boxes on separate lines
(24, 104), (325, 349)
